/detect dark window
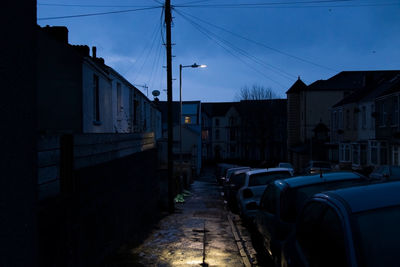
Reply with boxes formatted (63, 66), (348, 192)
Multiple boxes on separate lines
(353, 205), (400, 267)
(259, 183), (280, 214)
(248, 171), (291, 187)
(93, 74), (100, 122)
(297, 202), (347, 267)
(215, 129), (220, 140)
(215, 118), (220, 126)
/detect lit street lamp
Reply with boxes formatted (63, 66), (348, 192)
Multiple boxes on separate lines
(179, 63), (207, 185)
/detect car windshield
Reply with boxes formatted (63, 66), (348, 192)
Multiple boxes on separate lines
(248, 171), (291, 187)
(231, 173), (246, 187)
(353, 205), (400, 267)
(279, 163), (292, 169)
(312, 162), (331, 169)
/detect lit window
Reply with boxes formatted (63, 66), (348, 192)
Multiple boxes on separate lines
(185, 116), (191, 124)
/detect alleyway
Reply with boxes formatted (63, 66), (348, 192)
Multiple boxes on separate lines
(104, 169), (257, 267)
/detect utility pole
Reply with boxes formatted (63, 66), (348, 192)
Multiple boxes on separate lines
(165, 0), (174, 213)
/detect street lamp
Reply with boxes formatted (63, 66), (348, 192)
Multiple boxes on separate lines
(179, 63), (207, 186)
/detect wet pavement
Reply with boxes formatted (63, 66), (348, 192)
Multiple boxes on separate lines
(104, 169), (252, 267)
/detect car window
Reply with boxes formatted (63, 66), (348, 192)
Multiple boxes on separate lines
(260, 183), (280, 214)
(249, 171), (291, 187)
(353, 205), (400, 267)
(231, 173), (246, 187)
(297, 202), (347, 267)
(280, 179), (366, 223)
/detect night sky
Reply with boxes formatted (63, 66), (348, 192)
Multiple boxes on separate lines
(37, 0), (400, 101)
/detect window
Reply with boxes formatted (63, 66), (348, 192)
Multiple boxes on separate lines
(362, 106), (366, 129)
(361, 144), (367, 165)
(93, 74), (100, 122)
(215, 118), (220, 126)
(117, 82), (122, 115)
(259, 184), (279, 214)
(230, 128), (236, 141)
(346, 110), (350, 129)
(393, 146), (399, 166)
(370, 141), (378, 165)
(185, 116), (191, 124)
(354, 110), (358, 130)
(392, 95), (399, 126)
(352, 144), (360, 165)
(340, 143), (351, 162)
(380, 142), (387, 164)
(297, 202), (347, 267)
(333, 111), (338, 129)
(380, 102), (388, 127)
(339, 110), (343, 129)
(215, 129), (220, 140)
(371, 104), (375, 129)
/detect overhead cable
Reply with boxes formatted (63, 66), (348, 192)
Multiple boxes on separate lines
(37, 6), (161, 20)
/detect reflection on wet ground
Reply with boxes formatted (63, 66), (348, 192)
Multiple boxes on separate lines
(105, 170), (246, 266)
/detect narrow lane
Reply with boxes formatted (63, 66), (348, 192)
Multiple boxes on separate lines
(105, 168), (247, 266)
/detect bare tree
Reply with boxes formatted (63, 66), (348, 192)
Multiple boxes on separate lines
(235, 84), (278, 100)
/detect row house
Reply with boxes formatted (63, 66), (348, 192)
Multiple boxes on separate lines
(38, 25), (161, 137)
(201, 102), (241, 161)
(286, 71), (395, 172)
(330, 71), (400, 170)
(201, 100), (287, 165)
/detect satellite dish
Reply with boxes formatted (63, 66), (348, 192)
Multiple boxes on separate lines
(152, 90), (160, 97)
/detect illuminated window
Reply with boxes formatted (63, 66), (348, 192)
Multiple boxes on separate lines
(184, 116), (191, 124)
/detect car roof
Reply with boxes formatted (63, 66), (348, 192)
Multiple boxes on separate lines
(227, 166), (250, 172)
(246, 167), (292, 176)
(275, 172), (363, 188)
(316, 181), (400, 213)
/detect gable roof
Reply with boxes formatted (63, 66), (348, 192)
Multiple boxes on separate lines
(332, 71), (400, 107)
(286, 78), (307, 94)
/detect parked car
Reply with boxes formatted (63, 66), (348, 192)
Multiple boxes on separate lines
(237, 168), (293, 222)
(224, 168), (252, 212)
(277, 162), (294, 173)
(369, 165), (400, 180)
(223, 166), (251, 185)
(215, 163), (236, 185)
(254, 171), (369, 266)
(303, 160), (332, 174)
(283, 181), (400, 267)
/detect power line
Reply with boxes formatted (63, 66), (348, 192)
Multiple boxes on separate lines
(37, 6), (161, 20)
(175, 9), (288, 88)
(176, 9), (337, 72)
(175, 0), (354, 7)
(38, 3), (159, 8)
(175, 0), (399, 8)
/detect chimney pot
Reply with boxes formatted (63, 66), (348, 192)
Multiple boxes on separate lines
(92, 46), (97, 58)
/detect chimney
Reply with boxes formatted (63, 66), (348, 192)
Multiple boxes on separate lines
(42, 25), (69, 44)
(92, 46), (97, 58)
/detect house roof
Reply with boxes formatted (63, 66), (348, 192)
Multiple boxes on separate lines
(332, 71), (400, 107)
(286, 78), (307, 94)
(293, 71), (400, 98)
(377, 75), (400, 98)
(201, 102), (240, 117)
